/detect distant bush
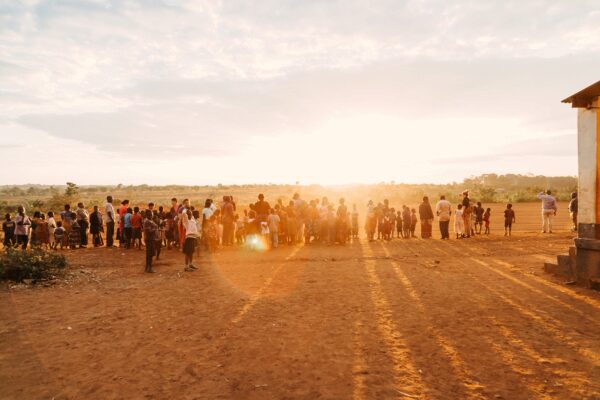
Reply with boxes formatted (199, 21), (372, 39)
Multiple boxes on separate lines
(0, 248), (67, 283)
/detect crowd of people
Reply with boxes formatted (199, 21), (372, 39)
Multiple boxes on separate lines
(1, 189), (577, 272)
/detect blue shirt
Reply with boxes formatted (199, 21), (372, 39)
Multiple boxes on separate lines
(123, 213), (132, 228)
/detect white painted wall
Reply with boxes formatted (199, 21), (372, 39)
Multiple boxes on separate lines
(577, 102), (598, 224)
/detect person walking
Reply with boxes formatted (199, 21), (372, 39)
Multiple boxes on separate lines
(435, 195), (452, 239)
(418, 196), (434, 239)
(537, 190), (557, 233)
(105, 195), (116, 247)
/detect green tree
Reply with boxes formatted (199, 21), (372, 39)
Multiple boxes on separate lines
(65, 182), (79, 197)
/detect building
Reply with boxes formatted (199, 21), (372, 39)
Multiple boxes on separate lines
(552, 80), (600, 287)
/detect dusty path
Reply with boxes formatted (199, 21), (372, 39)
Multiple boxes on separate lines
(1, 234), (599, 399)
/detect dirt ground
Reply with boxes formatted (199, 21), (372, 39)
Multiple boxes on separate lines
(1, 204), (599, 400)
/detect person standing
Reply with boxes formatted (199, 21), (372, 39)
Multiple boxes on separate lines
(90, 205), (103, 247)
(221, 196), (235, 246)
(47, 211), (57, 249)
(76, 202), (90, 248)
(537, 190), (557, 233)
(254, 194), (271, 224)
(183, 209), (200, 272)
(60, 204), (72, 248)
(3, 213), (16, 248)
(105, 196), (116, 247)
(143, 210), (158, 273)
(504, 204), (516, 236)
(418, 196), (434, 239)
(435, 195), (452, 240)
(569, 192), (578, 232)
(454, 204), (464, 239)
(178, 199), (190, 248)
(118, 200), (130, 247)
(474, 202), (485, 235)
(14, 206), (31, 250)
(267, 208), (281, 248)
(461, 191), (472, 238)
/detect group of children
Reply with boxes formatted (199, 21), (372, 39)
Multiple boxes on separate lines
(365, 203), (419, 241)
(2, 209), (71, 250)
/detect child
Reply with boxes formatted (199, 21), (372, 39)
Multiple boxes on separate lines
(382, 212), (392, 241)
(410, 208), (418, 238)
(47, 211), (57, 249)
(123, 208), (133, 249)
(267, 208), (280, 248)
(402, 206), (411, 239)
(36, 214), (50, 248)
(183, 210), (199, 272)
(245, 210), (259, 249)
(2, 213), (15, 248)
(454, 204), (464, 239)
(483, 208), (491, 235)
(143, 210), (158, 273)
(54, 221), (66, 250)
(504, 204), (516, 236)
(474, 202), (484, 234)
(235, 214), (245, 244)
(69, 212), (81, 249)
(131, 206), (143, 249)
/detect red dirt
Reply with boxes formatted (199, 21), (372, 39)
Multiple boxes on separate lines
(1, 230), (599, 399)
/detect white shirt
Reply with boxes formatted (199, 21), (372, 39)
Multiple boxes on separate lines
(47, 217), (57, 233)
(435, 199), (452, 222)
(105, 202), (116, 223)
(186, 217), (199, 237)
(202, 207), (214, 220)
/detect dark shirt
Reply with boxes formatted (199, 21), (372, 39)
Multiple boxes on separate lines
(254, 200), (271, 216)
(504, 209), (515, 222)
(474, 206), (485, 221)
(418, 202), (434, 220)
(3, 220), (15, 236)
(569, 198), (578, 213)
(143, 218), (158, 241)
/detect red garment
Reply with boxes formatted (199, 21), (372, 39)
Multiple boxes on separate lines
(131, 213), (142, 229)
(118, 206), (128, 230)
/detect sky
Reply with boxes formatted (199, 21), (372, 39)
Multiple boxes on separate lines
(1, 0), (599, 186)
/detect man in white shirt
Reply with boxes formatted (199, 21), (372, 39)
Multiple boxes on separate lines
(537, 190), (557, 233)
(105, 195), (116, 247)
(435, 195), (452, 240)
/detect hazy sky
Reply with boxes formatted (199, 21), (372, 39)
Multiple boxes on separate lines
(1, 0), (599, 185)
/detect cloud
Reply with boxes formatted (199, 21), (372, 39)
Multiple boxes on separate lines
(0, 0), (594, 183)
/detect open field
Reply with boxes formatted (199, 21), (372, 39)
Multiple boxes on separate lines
(2, 218), (599, 399)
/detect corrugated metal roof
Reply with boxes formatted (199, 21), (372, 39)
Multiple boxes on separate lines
(562, 80), (600, 108)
